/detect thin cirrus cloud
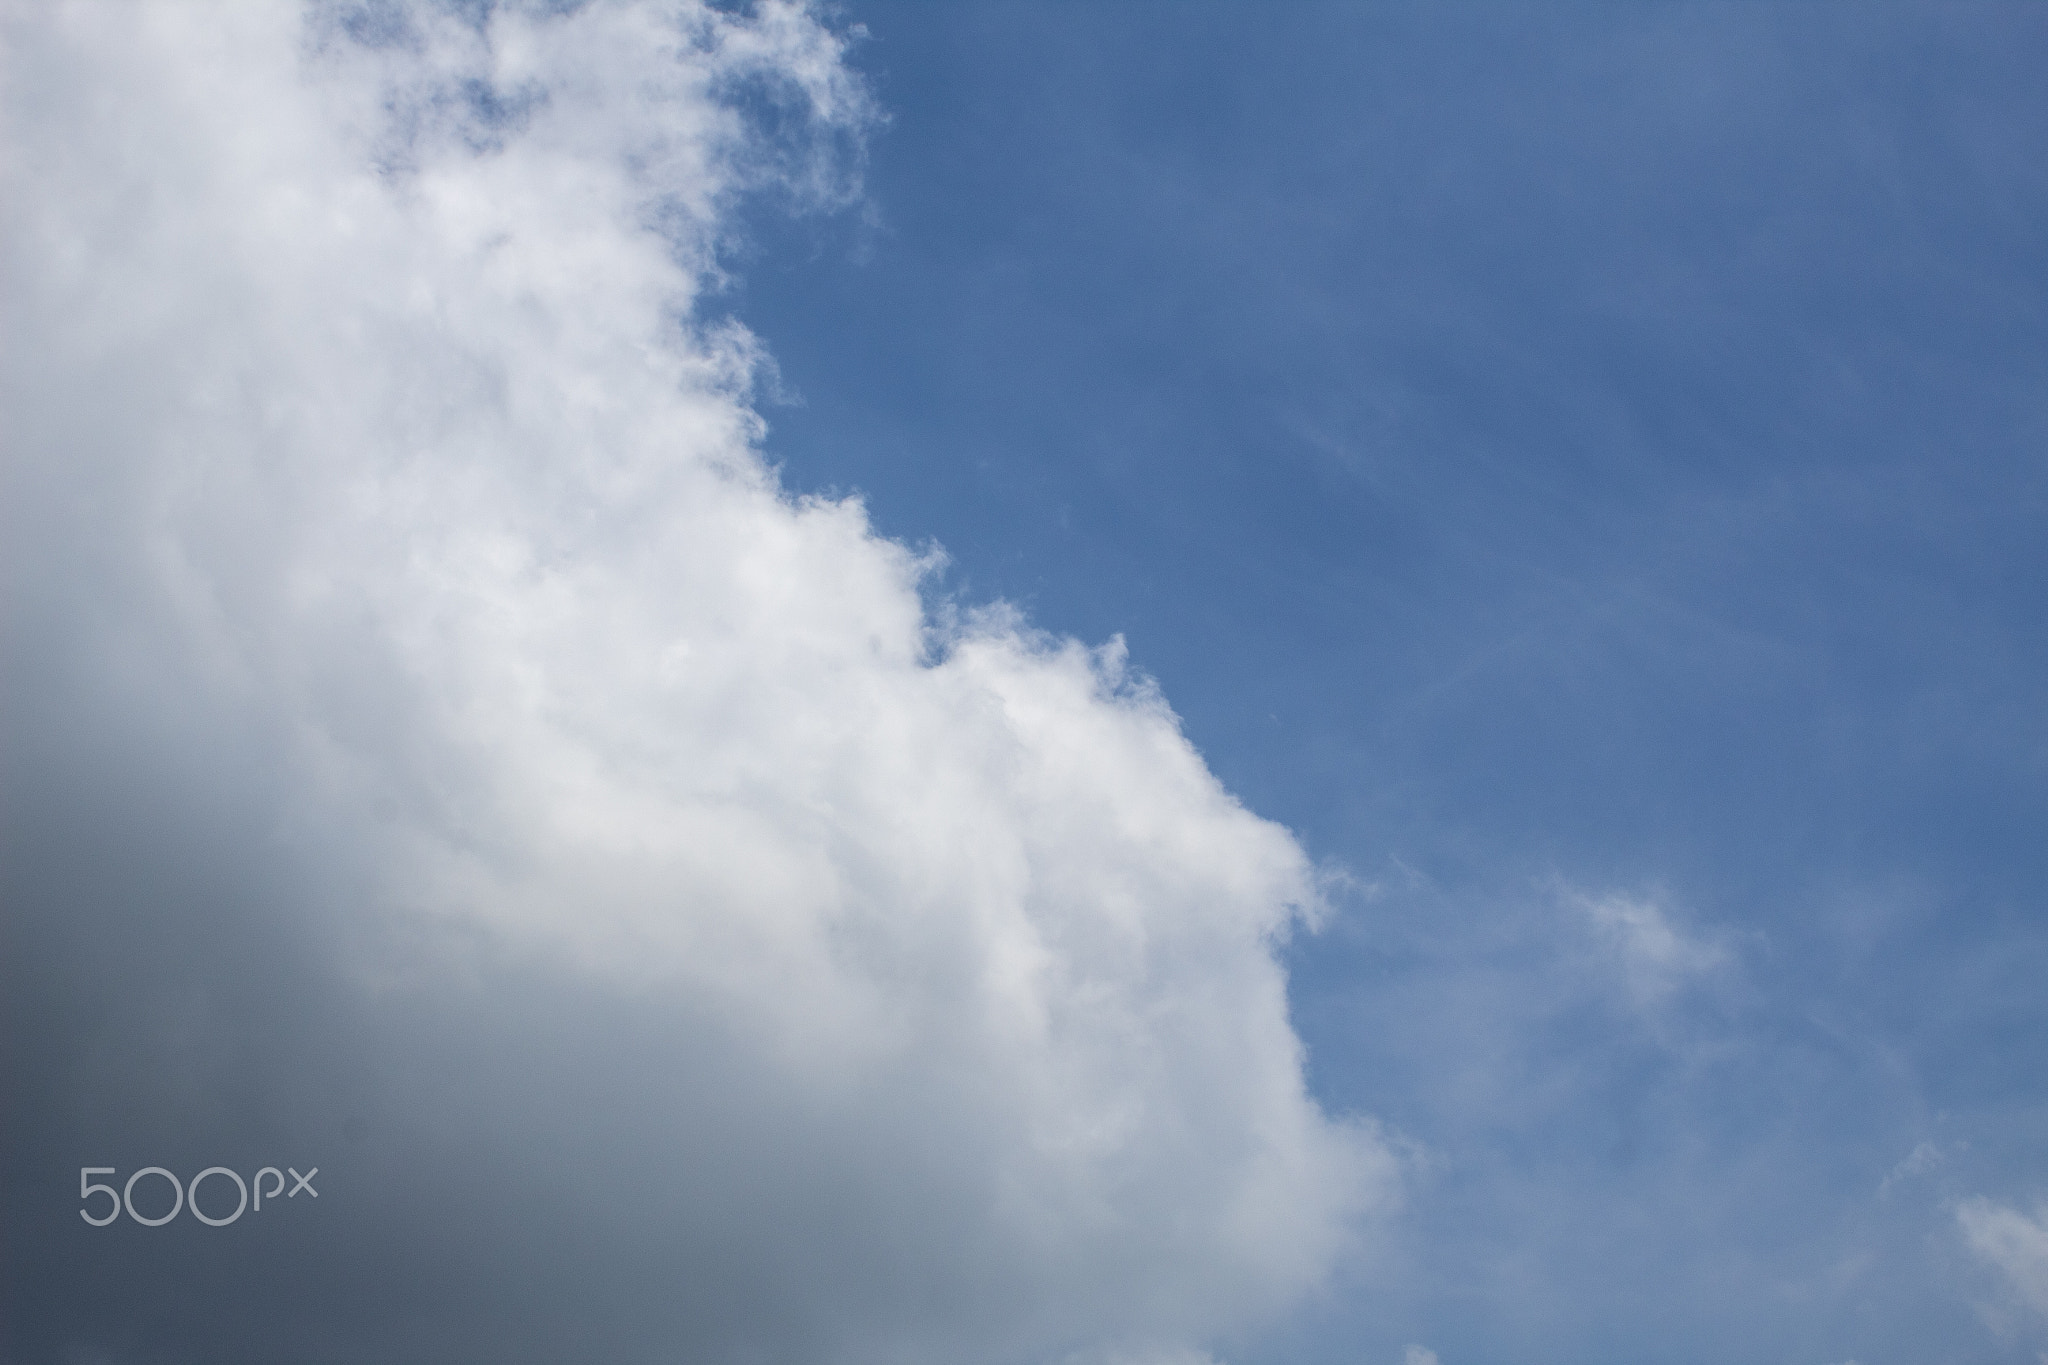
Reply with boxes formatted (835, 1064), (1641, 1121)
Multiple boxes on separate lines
(0, 3), (1393, 1363)
(1959, 1199), (2048, 1322)
(1570, 887), (1730, 1008)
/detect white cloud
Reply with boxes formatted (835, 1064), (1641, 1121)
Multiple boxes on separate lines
(1878, 1140), (1953, 1198)
(1959, 1198), (2048, 1319)
(1571, 888), (1729, 1006)
(0, 2), (1391, 1361)
(1403, 1346), (1441, 1365)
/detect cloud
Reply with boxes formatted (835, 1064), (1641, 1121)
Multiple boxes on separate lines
(1571, 889), (1730, 1006)
(1403, 1346), (1441, 1365)
(0, 3), (1392, 1363)
(1959, 1198), (2048, 1320)
(1878, 1140), (1955, 1199)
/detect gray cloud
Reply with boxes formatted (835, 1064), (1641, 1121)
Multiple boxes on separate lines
(0, 4), (1392, 1362)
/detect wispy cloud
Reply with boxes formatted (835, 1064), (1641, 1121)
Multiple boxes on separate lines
(1570, 888), (1730, 1007)
(1878, 1140), (1956, 1199)
(1959, 1198), (2048, 1319)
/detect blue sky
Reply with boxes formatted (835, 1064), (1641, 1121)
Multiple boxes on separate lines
(3, 4), (2045, 1363)
(738, 4), (2048, 1360)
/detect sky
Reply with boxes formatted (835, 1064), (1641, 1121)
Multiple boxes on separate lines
(2, 3), (2045, 1364)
